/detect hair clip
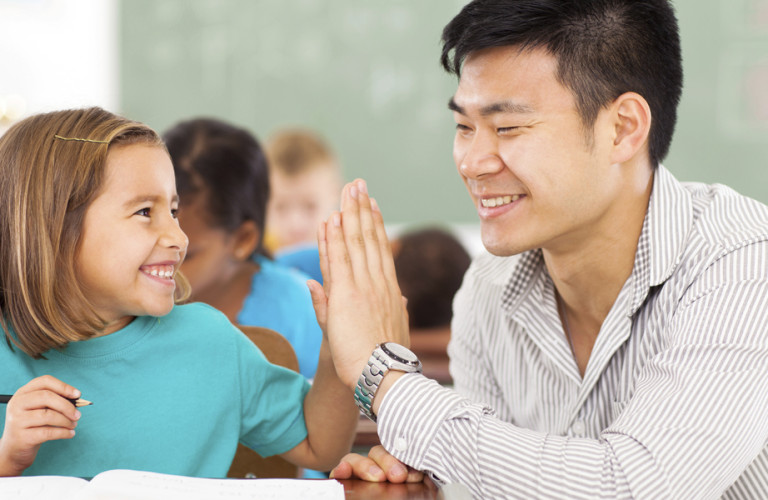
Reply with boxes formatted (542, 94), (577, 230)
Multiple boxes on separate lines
(54, 134), (110, 144)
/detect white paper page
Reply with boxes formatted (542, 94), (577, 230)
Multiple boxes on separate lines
(81, 469), (345, 500)
(0, 475), (88, 500)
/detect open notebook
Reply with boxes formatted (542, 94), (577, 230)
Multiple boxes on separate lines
(0, 469), (344, 500)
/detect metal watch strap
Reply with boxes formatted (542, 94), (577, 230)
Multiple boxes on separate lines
(354, 343), (422, 423)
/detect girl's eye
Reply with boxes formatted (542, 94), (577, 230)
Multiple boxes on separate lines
(135, 207), (151, 217)
(171, 208), (179, 219)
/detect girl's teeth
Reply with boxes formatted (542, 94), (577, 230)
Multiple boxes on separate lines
(148, 268), (173, 278)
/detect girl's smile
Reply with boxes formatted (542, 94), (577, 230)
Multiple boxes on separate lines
(140, 263), (179, 283)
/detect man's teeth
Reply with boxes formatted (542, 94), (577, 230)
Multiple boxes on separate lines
(481, 194), (520, 208)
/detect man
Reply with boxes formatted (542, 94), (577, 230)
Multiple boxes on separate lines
(307, 0), (768, 497)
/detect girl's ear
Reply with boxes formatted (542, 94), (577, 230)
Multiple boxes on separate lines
(233, 220), (261, 261)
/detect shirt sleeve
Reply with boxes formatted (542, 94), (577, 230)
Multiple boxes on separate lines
(378, 245), (768, 499)
(234, 331), (311, 457)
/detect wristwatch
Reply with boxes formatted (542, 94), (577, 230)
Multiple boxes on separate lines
(354, 342), (422, 422)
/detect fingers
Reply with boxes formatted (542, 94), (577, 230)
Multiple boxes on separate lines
(329, 459), (353, 479)
(352, 182), (384, 279)
(307, 279), (328, 334)
(21, 425), (77, 444)
(406, 468), (424, 483)
(14, 376), (81, 421)
(368, 445), (412, 483)
(338, 182), (369, 285)
(325, 210), (355, 293)
(339, 180), (391, 287)
(329, 452), (387, 482)
(21, 375), (80, 401)
(370, 197), (399, 290)
(26, 407), (78, 428)
(317, 220), (331, 295)
(330, 446), (422, 483)
(7, 396), (81, 434)
(11, 408), (79, 441)
(326, 180), (397, 293)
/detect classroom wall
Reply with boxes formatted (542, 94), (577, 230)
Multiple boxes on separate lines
(11, 0), (764, 228)
(670, 0), (768, 203)
(0, 0), (118, 135)
(120, 0), (471, 225)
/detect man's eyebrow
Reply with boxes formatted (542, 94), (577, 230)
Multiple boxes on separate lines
(480, 101), (534, 116)
(448, 97), (465, 114)
(448, 97), (534, 116)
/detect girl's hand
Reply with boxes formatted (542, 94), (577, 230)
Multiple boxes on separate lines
(0, 375), (82, 476)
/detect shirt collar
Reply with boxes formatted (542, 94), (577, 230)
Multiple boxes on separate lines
(501, 249), (545, 315)
(629, 165), (692, 314)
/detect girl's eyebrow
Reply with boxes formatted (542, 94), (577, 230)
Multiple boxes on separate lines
(122, 194), (179, 208)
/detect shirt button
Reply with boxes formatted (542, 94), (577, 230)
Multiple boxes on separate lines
(571, 420), (586, 436)
(394, 437), (408, 452)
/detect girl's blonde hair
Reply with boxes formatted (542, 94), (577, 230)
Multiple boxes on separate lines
(0, 107), (190, 358)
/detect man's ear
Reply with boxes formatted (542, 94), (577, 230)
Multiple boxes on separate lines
(232, 220), (261, 261)
(609, 91), (651, 165)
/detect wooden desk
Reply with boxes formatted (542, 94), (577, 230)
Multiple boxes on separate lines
(340, 477), (440, 499)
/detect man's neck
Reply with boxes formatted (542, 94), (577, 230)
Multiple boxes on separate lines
(544, 168), (654, 376)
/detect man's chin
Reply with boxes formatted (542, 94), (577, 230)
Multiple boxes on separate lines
(481, 232), (527, 257)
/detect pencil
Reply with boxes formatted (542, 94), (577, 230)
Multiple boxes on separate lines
(0, 394), (92, 407)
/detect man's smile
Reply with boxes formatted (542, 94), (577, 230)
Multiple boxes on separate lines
(480, 194), (522, 208)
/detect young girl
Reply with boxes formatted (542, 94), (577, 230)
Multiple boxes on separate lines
(0, 107), (357, 478)
(163, 118), (322, 380)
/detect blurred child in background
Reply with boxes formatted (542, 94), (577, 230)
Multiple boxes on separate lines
(164, 118), (322, 380)
(393, 227), (471, 385)
(265, 129), (342, 284)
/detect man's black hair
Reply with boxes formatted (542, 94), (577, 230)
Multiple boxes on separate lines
(442, 0), (683, 166)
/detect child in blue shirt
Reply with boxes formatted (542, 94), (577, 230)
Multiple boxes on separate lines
(0, 107), (357, 478)
(163, 118), (323, 379)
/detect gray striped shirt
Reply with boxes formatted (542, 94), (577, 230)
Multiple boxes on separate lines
(377, 166), (768, 499)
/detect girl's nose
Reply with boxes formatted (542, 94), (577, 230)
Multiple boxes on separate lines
(161, 217), (189, 251)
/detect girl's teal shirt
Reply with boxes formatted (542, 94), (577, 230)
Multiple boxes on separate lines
(0, 303), (310, 478)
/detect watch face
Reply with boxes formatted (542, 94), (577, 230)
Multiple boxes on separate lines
(381, 342), (419, 364)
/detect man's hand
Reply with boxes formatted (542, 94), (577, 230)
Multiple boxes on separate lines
(308, 179), (410, 391)
(330, 445), (424, 483)
(0, 375), (82, 476)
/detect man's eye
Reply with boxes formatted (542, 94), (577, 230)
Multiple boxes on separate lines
(135, 207), (151, 217)
(455, 124), (474, 137)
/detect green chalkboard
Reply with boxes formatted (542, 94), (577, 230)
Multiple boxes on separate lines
(120, 0), (768, 225)
(670, 0), (768, 201)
